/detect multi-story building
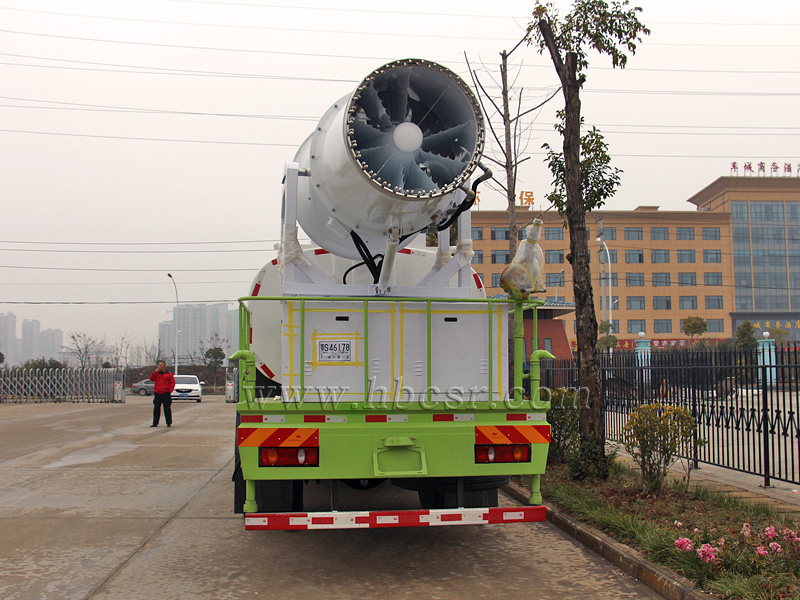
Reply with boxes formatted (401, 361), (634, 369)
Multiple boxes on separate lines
(40, 329), (64, 362)
(20, 319), (41, 364)
(471, 175), (800, 350)
(159, 302), (238, 365)
(0, 312), (19, 366)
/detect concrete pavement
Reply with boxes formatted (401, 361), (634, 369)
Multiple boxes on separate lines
(0, 395), (663, 600)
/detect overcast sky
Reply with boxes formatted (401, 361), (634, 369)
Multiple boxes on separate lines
(1, 0), (798, 349)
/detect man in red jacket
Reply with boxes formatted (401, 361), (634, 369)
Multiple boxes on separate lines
(149, 361), (176, 427)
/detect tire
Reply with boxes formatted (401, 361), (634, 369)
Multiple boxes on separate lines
(196, 398), (201, 402)
(138, 388), (148, 396)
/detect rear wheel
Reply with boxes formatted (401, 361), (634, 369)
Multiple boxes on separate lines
(138, 388), (148, 396)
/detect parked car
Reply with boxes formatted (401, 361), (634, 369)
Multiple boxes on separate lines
(172, 375), (204, 402)
(131, 379), (155, 396)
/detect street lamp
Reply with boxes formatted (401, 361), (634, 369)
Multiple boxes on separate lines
(167, 273), (179, 375)
(553, 268), (565, 302)
(595, 237), (613, 336)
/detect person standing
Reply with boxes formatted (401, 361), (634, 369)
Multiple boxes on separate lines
(149, 361), (176, 427)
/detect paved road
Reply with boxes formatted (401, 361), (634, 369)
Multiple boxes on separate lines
(0, 396), (662, 600)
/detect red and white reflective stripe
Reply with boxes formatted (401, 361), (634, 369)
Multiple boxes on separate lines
(304, 415), (347, 423)
(259, 363), (275, 379)
(313, 248), (330, 255)
(398, 248), (412, 255)
(432, 414), (475, 422)
(271, 258), (278, 265)
(251, 282), (262, 296)
(506, 413), (547, 422)
(473, 273), (483, 289)
(365, 414), (408, 423)
(245, 505), (546, 530)
(240, 415), (285, 423)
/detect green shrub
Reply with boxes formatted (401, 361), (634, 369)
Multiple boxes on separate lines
(545, 388), (581, 465)
(622, 403), (697, 495)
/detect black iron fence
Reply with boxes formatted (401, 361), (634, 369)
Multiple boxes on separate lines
(541, 347), (800, 486)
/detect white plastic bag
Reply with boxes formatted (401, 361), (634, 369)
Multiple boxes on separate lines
(500, 218), (546, 300)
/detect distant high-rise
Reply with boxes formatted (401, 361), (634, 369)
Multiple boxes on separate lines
(20, 319), (41, 364)
(40, 329), (64, 362)
(0, 312), (18, 366)
(159, 303), (237, 366)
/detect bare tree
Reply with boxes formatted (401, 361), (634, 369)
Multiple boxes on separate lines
(64, 332), (107, 369)
(466, 44), (560, 256)
(110, 331), (132, 368)
(528, 0), (649, 478)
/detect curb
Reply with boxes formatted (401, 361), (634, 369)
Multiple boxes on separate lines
(503, 483), (718, 600)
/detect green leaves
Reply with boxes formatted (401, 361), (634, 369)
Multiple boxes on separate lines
(622, 403), (698, 495)
(529, 0), (650, 75)
(542, 114), (622, 214)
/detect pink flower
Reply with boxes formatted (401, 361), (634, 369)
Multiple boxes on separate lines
(741, 523), (752, 537)
(756, 546), (768, 557)
(674, 521), (682, 527)
(783, 529), (798, 543)
(675, 537), (694, 552)
(718, 537), (725, 547)
(697, 544), (718, 564)
(769, 542), (782, 553)
(765, 526), (777, 539)
(693, 528), (701, 534)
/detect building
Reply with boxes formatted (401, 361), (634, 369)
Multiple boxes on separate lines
(0, 312), (19, 366)
(159, 302), (238, 365)
(40, 329), (64, 362)
(471, 175), (800, 349)
(20, 319), (41, 364)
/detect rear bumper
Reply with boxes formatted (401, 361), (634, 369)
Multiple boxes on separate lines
(245, 505), (546, 530)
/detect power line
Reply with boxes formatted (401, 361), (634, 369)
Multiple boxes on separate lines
(0, 265), (261, 272)
(0, 128), (294, 146)
(0, 6), (512, 41)
(0, 247), (278, 254)
(0, 94), (318, 120)
(0, 238), (281, 246)
(0, 300), (237, 305)
(0, 28), (388, 61)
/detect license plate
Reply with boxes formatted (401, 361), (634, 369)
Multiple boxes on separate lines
(179, 394), (188, 397)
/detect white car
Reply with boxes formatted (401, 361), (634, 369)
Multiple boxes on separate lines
(172, 375), (204, 402)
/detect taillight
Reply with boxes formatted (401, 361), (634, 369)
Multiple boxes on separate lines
(259, 447), (319, 467)
(475, 444), (531, 463)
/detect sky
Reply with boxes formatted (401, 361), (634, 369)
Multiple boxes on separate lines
(1, 0), (799, 348)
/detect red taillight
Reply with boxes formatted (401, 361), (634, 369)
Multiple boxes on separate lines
(259, 447), (319, 467)
(475, 444), (531, 463)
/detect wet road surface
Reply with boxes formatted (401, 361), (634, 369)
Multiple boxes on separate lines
(0, 396), (662, 599)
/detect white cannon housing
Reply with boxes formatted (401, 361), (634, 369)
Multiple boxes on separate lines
(294, 59), (485, 260)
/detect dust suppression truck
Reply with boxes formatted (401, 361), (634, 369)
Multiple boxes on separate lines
(231, 58), (552, 530)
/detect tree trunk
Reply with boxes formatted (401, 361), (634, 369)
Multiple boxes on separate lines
(562, 52), (606, 477)
(537, 16), (606, 478)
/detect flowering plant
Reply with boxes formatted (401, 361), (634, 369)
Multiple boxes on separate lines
(671, 520), (800, 586)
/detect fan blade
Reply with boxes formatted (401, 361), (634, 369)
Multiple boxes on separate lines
(420, 122), (470, 159)
(379, 69), (411, 124)
(352, 120), (391, 150)
(375, 154), (413, 189)
(358, 145), (395, 175)
(403, 160), (438, 193)
(419, 151), (467, 186)
(357, 85), (393, 129)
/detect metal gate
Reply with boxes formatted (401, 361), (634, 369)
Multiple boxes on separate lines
(0, 368), (122, 403)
